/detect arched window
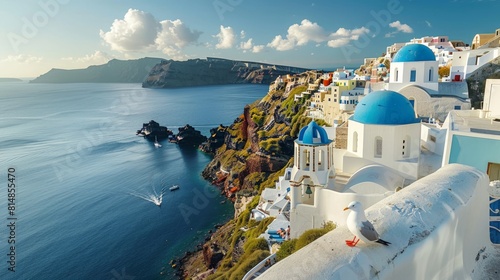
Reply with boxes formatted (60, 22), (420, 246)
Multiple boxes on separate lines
(318, 149), (325, 171)
(410, 69), (416, 82)
(304, 149), (310, 170)
(374, 136), (383, 158)
(353, 131), (358, 152)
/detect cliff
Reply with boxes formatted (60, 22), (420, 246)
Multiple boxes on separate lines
(180, 71), (329, 279)
(142, 58), (310, 88)
(30, 57), (162, 83)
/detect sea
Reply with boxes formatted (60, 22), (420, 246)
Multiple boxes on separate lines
(0, 82), (268, 279)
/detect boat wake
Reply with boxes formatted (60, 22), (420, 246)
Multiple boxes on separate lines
(129, 184), (167, 207)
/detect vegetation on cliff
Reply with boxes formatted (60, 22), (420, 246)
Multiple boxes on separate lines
(183, 78), (329, 278)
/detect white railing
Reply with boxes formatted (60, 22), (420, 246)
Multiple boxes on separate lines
(242, 253), (276, 280)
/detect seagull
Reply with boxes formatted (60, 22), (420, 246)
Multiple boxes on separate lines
(343, 201), (391, 247)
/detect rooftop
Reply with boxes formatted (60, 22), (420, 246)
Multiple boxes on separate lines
(392, 44), (436, 63)
(351, 90), (420, 125)
(447, 110), (500, 133)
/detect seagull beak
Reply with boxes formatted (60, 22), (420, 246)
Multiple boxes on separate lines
(343, 207), (349, 211)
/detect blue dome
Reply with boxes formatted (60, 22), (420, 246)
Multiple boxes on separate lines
(352, 90), (420, 125)
(392, 44), (436, 63)
(297, 121), (331, 145)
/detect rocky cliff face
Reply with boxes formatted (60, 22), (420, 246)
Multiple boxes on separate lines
(466, 56), (500, 108)
(142, 58), (308, 88)
(200, 83), (323, 200)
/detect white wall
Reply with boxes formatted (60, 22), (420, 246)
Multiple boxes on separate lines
(258, 164), (490, 280)
(483, 79), (500, 117)
(420, 123), (446, 155)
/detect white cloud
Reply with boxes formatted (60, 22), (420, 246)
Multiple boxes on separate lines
(2, 54), (43, 63)
(215, 25), (236, 49)
(99, 9), (160, 52)
(100, 9), (201, 59)
(240, 38), (253, 50)
(268, 35), (297, 51)
(252, 45), (265, 53)
(267, 19), (327, 51)
(385, 20), (413, 37)
(389, 21), (413, 33)
(327, 37), (351, 48)
(268, 19), (370, 50)
(155, 19), (202, 59)
(240, 30), (246, 39)
(239, 38), (265, 53)
(425, 20), (432, 28)
(327, 27), (370, 48)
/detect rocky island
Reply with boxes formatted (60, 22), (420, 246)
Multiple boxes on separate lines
(0, 78), (23, 82)
(142, 57), (310, 88)
(137, 120), (207, 148)
(30, 57), (162, 83)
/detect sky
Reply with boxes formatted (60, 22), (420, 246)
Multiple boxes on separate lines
(0, 0), (499, 78)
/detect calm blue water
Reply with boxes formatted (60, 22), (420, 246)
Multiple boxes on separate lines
(0, 82), (267, 279)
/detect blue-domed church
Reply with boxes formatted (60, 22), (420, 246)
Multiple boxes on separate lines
(347, 89), (421, 180)
(382, 43), (470, 121)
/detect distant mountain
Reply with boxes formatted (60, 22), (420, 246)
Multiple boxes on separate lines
(30, 57), (163, 83)
(0, 78), (23, 82)
(142, 57), (311, 88)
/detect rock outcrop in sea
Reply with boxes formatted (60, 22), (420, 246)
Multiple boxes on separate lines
(136, 120), (173, 140)
(142, 57), (310, 88)
(175, 124), (207, 147)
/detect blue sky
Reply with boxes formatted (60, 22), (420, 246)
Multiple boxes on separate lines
(0, 0), (498, 78)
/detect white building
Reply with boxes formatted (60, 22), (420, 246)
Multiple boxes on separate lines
(343, 90), (421, 180)
(449, 47), (500, 81)
(383, 44), (470, 121)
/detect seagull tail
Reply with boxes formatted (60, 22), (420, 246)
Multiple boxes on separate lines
(376, 239), (391, 246)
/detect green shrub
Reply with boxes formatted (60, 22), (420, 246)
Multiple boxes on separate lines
(243, 237), (269, 252)
(245, 217), (274, 239)
(276, 239), (297, 261)
(295, 227), (331, 251)
(250, 107), (265, 127)
(259, 138), (281, 154)
(228, 250), (269, 280)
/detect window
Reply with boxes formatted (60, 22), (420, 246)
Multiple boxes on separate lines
(374, 136), (382, 158)
(428, 68), (433, 82)
(353, 132), (358, 152)
(402, 136), (410, 158)
(394, 68), (399, 82)
(454, 105), (461, 110)
(488, 162), (500, 181)
(410, 70), (416, 82)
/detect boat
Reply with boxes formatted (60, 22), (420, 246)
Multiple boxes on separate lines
(154, 136), (162, 148)
(169, 185), (179, 191)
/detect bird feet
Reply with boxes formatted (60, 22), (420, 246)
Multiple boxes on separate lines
(345, 236), (359, 247)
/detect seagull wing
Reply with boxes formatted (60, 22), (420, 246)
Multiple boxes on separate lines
(359, 220), (379, 242)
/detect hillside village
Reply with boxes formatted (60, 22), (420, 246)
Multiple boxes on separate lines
(184, 28), (500, 280)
